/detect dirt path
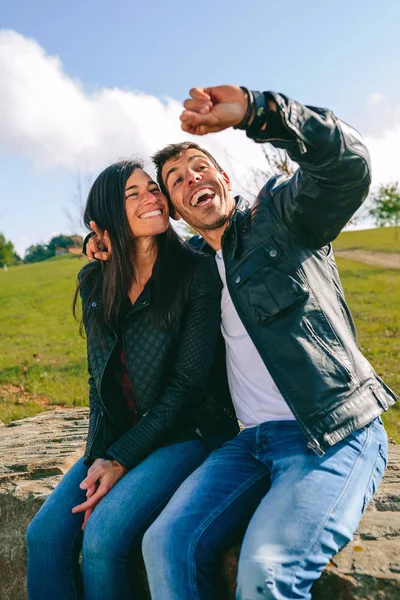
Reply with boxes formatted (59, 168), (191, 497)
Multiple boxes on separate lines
(335, 249), (400, 269)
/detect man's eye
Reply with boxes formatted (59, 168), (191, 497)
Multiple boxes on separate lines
(174, 177), (182, 186)
(197, 165), (206, 171)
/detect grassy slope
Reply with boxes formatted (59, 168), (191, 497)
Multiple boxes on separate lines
(0, 256), (87, 422)
(334, 226), (400, 253)
(0, 235), (399, 440)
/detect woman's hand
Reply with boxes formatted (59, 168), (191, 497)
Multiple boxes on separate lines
(86, 221), (112, 261)
(72, 459), (127, 528)
(80, 458), (106, 531)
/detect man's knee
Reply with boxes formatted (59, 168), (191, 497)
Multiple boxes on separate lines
(143, 515), (177, 563)
(236, 555), (284, 600)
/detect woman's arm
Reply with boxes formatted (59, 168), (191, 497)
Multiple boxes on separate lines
(106, 254), (222, 471)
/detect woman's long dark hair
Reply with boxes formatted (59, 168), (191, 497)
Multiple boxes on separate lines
(73, 159), (195, 333)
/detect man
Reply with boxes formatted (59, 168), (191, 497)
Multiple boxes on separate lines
(88, 85), (397, 600)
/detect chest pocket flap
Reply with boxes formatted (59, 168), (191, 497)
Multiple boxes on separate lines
(231, 240), (309, 325)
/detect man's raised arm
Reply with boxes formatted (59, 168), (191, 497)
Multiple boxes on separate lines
(180, 86), (371, 248)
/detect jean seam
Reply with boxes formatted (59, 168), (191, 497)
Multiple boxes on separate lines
(188, 471), (269, 598)
(70, 527), (84, 600)
(289, 424), (372, 594)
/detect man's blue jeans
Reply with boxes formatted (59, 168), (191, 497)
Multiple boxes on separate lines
(143, 418), (388, 600)
(26, 438), (212, 600)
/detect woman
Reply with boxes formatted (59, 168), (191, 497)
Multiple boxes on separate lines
(26, 159), (238, 600)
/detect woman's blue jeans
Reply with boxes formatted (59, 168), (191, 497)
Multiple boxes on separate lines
(26, 438), (212, 600)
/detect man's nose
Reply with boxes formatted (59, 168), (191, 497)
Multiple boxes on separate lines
(187, 168), (202, 186)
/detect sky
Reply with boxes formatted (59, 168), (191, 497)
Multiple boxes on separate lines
(1, 0), (400, 256)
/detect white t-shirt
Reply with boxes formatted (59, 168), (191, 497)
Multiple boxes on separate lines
(215, 250), (295, 427)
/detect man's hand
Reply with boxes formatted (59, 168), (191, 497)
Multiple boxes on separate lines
(86, 221), (111, 261)
(72, 459), (127, 528)
(180, 86), (248, 135)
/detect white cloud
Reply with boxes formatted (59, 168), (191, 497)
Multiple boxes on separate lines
(366, 92), (385, 107)
(365, 111), (400, 186)
(0, 29), (266, 193)
(0, 28), (399, 203)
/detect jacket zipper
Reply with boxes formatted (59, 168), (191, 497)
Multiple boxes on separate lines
(120, 299), (151, 419)
(97, 330), (124, 431)
(303, 317), (353, 381)
(85, 407), (103, 458)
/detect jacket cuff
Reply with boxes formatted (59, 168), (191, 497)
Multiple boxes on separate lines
(245, 90), (307, 153)
(82, 231), (95, 256)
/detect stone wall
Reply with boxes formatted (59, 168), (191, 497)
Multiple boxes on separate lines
(0, 409), (399, 599)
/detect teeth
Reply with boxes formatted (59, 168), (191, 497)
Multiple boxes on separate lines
(140, 210), (162, 219)
(191, 188), (215, 207)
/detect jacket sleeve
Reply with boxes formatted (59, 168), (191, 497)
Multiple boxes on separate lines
(247, 91), (371, 248)
(83, 358), (108, 464)
(78, 264), (108, 464)
(106, 255), (222, 471)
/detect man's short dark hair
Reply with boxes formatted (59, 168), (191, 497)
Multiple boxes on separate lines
(152, 142), (225, 200)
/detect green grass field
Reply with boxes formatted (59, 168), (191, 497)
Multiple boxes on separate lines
(334, 225), (400, 253)
(0, 229), (399, 442)
(0, 255), (87, 422)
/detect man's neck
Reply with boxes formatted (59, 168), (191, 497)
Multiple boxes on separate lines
(196, 225), (226, 252)
(194, 199), (236, 252)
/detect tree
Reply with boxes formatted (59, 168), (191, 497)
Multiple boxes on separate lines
(24, 244), (52, 263)
(47, 234), (82, 254)
(369, 182), (400, 240)
(224, 144), (298, 202)
(64, 171), (92, 234)
(0, 233), (19, 267)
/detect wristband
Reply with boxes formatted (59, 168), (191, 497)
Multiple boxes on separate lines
(233, 87), (254, 130)
(245, 91), (267, 136)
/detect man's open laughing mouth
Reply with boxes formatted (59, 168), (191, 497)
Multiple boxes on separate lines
(190, 187), (217, 208)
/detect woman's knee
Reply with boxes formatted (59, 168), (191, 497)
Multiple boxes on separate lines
(26, 508), (57, 550)
(82, 518), (132, 564)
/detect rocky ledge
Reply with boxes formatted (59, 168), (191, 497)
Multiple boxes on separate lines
(0, 409), (399, 599)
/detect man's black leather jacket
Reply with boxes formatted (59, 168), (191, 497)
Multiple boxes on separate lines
(190, 90), (397, 455)
(80, 251), (238, 470)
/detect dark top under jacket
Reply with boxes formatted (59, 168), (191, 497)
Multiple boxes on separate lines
(79, 249), (238, 471)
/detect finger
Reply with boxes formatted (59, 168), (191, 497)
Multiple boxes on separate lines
(80, 464), (105, 490)
(189, 87), (211, 101)
(86, 483), (97, 498)
(72, 485), (107, 513)
(183, 99), (212, 114)
(93, 251), (110, 261)
(86, 238), (97, 260)
(82, 508), (94, 531)
(88, 458), (107, 474)
(180, 110), (210, 126)
(103, 230), (112, 251)
(89, 221), (104, 239)
(181, 122), (208, 136)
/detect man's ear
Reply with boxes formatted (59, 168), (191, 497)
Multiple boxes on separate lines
(222, 171), (232, 191)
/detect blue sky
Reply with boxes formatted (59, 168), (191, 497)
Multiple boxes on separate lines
(1, 0), (400, 255)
